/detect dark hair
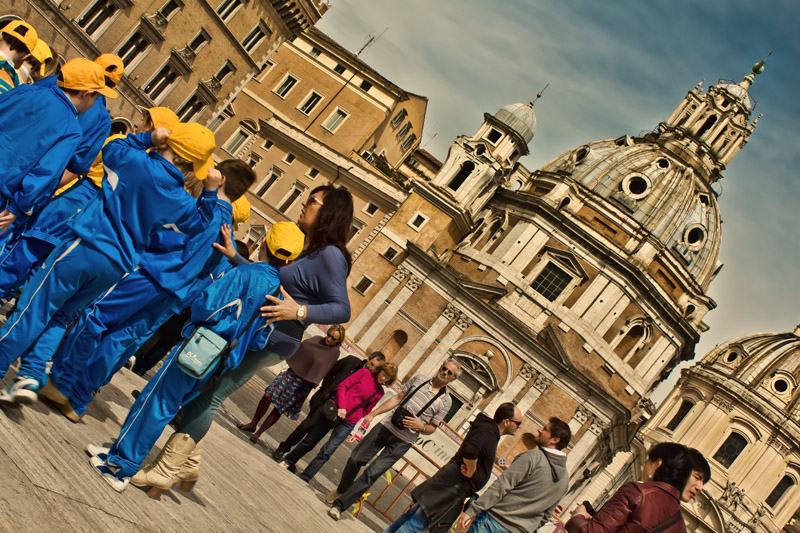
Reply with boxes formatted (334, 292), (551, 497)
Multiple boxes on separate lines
(493, 402), (517, 424)
(548, 417), (572, 450)
(688, 447), (711, 483)
(368, 351), (386, 363)
(110, 121), (129, 136)
(306, 184), (353, 274)
(648, 442), (692, 492)
(0, 31), (28, 54)
(234, 240), (250, 259)
(217, 159), (256, 203)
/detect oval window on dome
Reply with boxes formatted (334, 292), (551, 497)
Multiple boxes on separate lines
(725, 351), (738, 363)
(573, 145), (590, 165)
(622, 174), (650, 199)
(657, 158), (670, 169)
(684, 224), (707, 249)
(774, 379), (789, 393)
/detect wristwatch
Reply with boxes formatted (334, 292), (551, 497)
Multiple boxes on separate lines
(296, 305), (307, 320)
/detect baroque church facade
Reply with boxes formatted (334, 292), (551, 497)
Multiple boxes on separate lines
(343, 61), (766, 504)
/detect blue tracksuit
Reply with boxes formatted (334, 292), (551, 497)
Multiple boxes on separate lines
(49, 200), (234, 415)
(0, 132), (218, 384)
(0, 84), (110, 298)
(104, 262), (282, 478)
(0, 83), (81, 233)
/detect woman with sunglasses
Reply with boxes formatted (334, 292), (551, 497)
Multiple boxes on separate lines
(125, 184), (353, 495)
(239, 324), (346, 443)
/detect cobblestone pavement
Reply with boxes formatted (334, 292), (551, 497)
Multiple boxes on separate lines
(0, 360), (386, 533)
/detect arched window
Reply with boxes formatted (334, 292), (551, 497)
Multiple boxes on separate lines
(448, 161), (475, 191)
(766, 475), (795, 508)
(380, 330), (408, 358)
(696, 115), (717, 138)
(713, 431), (748, 468)
(666, 399), (694, 431)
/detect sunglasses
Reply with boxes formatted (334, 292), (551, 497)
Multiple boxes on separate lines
(439, 365), (455, 376)
(326, 333), (339, 340)
(509, 419), (523, 427)
(308, 194), (324, 207)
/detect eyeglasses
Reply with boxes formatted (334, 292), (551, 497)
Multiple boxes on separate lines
(326, 333), (339, 341)
(439, 365), (455, 377)
(308, 194), (324, 207)
(509, 419), (523, 427)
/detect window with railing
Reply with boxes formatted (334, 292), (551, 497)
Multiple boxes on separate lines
(216, 0), (243, 22)
(76, 0), (118, 38)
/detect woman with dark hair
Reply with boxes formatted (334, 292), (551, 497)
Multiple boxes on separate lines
(566, 442), (691, 533)
(112, 184), (354, 495)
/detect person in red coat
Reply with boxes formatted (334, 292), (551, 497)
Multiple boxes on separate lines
(566, 442), (692, 533)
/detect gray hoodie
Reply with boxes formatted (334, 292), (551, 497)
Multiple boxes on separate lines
(467, 447), (569, 533)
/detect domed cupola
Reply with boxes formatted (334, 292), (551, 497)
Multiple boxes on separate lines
(491, 102), (537, 145)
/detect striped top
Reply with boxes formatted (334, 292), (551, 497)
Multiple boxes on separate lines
(0, 59), (19, 94)
(382, 374), (452, 443)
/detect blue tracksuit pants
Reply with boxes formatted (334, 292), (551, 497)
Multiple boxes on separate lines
(105, 342), (215, 478)
(50, 269), (174, 415)
(0, 239), (124, 383)
(0, 237), (54, 299)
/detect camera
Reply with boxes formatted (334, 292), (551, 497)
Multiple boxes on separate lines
(391, 407), (412, 429)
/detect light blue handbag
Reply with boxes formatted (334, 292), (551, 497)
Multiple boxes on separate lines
(176, 326), (230, 380)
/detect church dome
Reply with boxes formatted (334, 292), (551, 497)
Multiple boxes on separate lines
(715, 79), (755, 111)
(704, 328), (800, 406)
(493, 103), (537, 144)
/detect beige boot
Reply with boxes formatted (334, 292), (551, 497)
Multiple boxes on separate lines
(175, 440), (203, 492)
(131, 433), (196, 499)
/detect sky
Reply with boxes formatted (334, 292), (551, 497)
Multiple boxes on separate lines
(315, 0), (800, 403)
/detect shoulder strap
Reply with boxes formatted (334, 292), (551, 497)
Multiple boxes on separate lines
(344, 387), (381, 418)
(645, 511), (683, 533)
(397, 379), (431, 409)
(413, 386), (446, 418)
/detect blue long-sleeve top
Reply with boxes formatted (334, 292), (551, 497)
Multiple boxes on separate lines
(141, 199), (233, 300)
(259, 245), (351, 359)
(0, 83), (81, 220)
(69, 132), (218, 272)
(37, 75), (111, 175)
(187, 262), (282, 372)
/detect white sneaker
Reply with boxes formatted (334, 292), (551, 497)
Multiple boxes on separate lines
(86, 444), (111, 461)
(90, 456), (129, 493)
(328, 507), (341, 520)
(124, 356), (136, 370)
(0, 377), (39, 404)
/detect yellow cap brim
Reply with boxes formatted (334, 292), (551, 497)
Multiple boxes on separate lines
(97, 85), (118, 99)
(194, 155), (214, 181)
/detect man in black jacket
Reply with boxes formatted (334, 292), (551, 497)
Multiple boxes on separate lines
(271, 351), (386, 462)
(383, 402), (522, 533)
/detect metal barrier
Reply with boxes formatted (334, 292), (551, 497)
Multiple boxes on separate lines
(355, 444), (444, 523)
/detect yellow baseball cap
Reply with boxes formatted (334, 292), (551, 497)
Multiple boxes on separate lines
(148, 107), (179, 130)
(232, 195), (251, 225)
(1, 20), (37, 53)
(30, 39), (52, 76)
(95, 53), (124, 85)
(57, 58), (118, 99)
(265, 222), (305, 263)
(166, 123), (216, 180)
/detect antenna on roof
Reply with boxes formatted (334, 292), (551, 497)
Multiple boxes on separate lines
(356, 27), (388, 57)
(530, 83), (549, 107)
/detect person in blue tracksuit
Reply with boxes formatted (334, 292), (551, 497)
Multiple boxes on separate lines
(0, 122), (220, 403)
(0, 55), (126, 298)
(0, 20), (37, 94)
(40, 160), (256, 421)
(0, 58), (112, 244)
(88, 221), (305, 494)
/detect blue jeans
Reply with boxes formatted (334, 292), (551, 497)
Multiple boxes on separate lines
(468, 511), (510, 533)
(297, 420), (354, 482)
(382, 503), (428, 533)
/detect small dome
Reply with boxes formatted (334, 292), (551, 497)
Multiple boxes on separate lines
(715, 79), (755, 111)
(493, 103), (537, 144)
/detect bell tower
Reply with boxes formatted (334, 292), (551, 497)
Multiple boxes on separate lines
(657, 57), (768, 182)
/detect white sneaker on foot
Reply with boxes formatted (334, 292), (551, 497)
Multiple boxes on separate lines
(86, 444), (111, 461)
(328, 507), (341, 521)
(90, 456), (129, 493)
(0, 377), (39, 404)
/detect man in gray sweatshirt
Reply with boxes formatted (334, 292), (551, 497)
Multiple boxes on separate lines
(456, 417), (572, 532)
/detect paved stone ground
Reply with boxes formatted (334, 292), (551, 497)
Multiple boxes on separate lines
(0, 361), (390, 533)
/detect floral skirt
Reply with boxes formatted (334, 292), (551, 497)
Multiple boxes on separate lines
(265, 369), (313, 420)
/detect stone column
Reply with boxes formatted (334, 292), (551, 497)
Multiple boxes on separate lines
(349, 266), (408, 340)
(484, 363), (535, 414)
(357, 274), (422, 350)
(397, 303), (458, 377)
(415, 313), (472, 378)
(567, 419), (605, 473)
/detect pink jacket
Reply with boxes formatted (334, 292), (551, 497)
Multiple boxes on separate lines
(335, 368), (384, 423)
